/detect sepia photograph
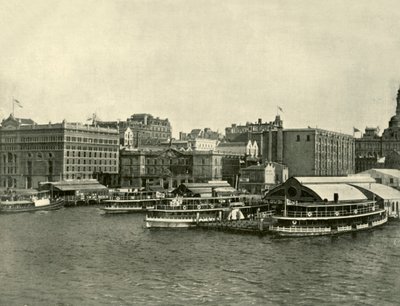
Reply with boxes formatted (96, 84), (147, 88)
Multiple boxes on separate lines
(1, 0), (400, 305)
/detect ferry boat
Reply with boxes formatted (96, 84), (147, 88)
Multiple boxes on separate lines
(101, 190), (164, 213)
(145, 196), (271, 228)
(269, 199), (387, 237)
(0, 191), (64, 213)
(265, 176), (388, 237)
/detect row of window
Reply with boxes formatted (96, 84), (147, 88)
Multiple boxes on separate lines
(20, 136), (63, 143)
(65, 145), (118, 152)
(65, 136), (118, 144)
(66, 159), (117, 165)
(66, 151), (117, 158)
(65, 166), (117, 172)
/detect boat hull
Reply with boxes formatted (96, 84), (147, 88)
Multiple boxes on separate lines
(145, 217), (218, 228)
(0, 199), (64, 213)
(101, 207), (149, 214)
(269, 214), (388, 237)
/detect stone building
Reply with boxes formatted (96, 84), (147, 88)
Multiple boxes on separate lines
(119, 147), (192, 189)
(0, 114), (119, 189)
(355, 87), (400, 172)
(239, 162), (288, 194)
(225, 115), (355, 176)
(97, 113), (172, 147)
(119, 147), (242, 189)
(283, 128), (354, 176)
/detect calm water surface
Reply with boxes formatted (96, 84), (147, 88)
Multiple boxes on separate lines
(0, 207), (399, 305)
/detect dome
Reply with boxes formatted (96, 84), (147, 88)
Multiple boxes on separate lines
(389, 115), (400, 128)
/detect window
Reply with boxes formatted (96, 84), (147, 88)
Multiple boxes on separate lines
(307, 135), (311, 142)
(296, 135), (300, 142)
(390, 178), (394, 184)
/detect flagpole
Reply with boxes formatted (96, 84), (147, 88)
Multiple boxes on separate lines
(12, 98), (14, 116)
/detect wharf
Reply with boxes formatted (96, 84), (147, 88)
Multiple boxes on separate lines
(197, 217), (275, 234)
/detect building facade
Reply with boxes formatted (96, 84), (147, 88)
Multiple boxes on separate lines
(355, 87), (400, 172)
(119, 147), (242, 189)
(283, 129), (355, 176)
(239, 162), (288, 194)
(0, 114), (119, 189)
(225, 115), (355, 176)
(97, 113), (172, 147)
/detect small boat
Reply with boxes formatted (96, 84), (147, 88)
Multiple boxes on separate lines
(145, 196), (271, 228)
(268, 199), (388, 237)
(0, 191), (64, 213)
(101, 190), (163, 213)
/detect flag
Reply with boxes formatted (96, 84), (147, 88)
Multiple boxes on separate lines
(277, 106), (283, 112)
(14, 99), (23, 108)
(353, 127), (360, 133)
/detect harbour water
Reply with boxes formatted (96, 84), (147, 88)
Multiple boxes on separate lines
(0, 207), (399, 305)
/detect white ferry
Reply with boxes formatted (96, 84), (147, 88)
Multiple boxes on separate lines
(101, 190), (163, 213)
(269, 199), (387, 237)
(266, 176), (388, 237)
(145, 196), (271, 228)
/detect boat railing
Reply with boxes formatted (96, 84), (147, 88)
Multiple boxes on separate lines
(269, 226), (331, 233)
(152, 203), (224, 210)
(284, 205), (381, 218)
(108, 194), (159, 201)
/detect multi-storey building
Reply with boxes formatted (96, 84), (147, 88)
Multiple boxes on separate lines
(225, 115), (355, 176)
(97, 113), (172, 147)
(0, 114), (119, 189)
(355, 87), (400, 172)
(283, 128), (354, 176)
(180, 128), (223, 141)
(119, 148), (242, 189)
(225, 117), (283, 142)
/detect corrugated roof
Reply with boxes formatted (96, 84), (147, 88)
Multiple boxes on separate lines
(213, 187), (237, 193)
(362, 169), (400, 177)
(352, 183), (400, 200)
(304, 184), (367, 201)
(295, 175), (375, 184)
(42, 180), (107, 191)
(187, 187), (212, 194)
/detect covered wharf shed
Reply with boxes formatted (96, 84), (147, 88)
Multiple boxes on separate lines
(351, 183), (400, 219)
(172, 181), (237, 197)
(265, 175), (375, 204)
(39, 179), (108, 205)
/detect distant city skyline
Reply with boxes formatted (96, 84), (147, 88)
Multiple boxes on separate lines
(1, 0), (400, 137)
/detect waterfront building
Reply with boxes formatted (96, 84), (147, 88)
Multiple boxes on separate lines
(119, 147), (243, 189)
(0, 114), (119, 189)
(172, 181), (237, 197)
(239, 162), (288, 194)
(283, 128), (354, 176)
(225, 115), (355, 176)
(97, 113), (172, 147)
(358, 168), (400, 189)
(119, 147), (192, 189)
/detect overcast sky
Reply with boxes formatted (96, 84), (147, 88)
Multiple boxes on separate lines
(1, 0), (400, 137)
